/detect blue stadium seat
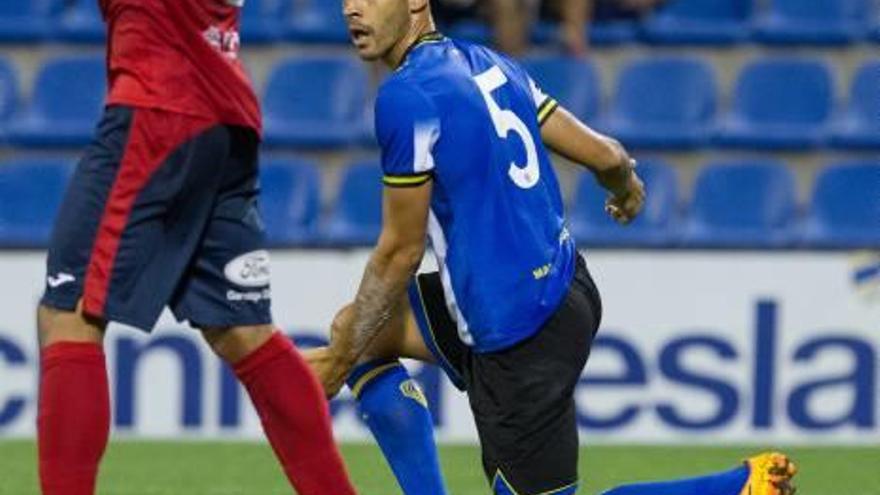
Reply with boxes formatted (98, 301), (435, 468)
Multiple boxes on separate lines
(831, 61), (880, 150)
(755, 0), (871, 45)
(569, 159), (679, 247)
(683, 160), (797, 248)
(716, 58), (833, 150)
(601, 57), (716, 149)
(0, 159), (73, 247)
(521, 56), (599, 123)
(263, 56), (368, 149)
(240, 0), (290, 43)
(0, 0), (53, 42)
(323, 161), (383, 246)
(259, 158), (321, 246)
(803, 161), (880, 248)
(286, 0), (348, 43)
(7, 56), (106, 148)
(642, 0), (753, 45)
(0, 58), (18, 141)
(55, 0), (105, 43)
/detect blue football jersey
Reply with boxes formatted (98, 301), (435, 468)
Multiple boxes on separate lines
(375, 33), (577, 353)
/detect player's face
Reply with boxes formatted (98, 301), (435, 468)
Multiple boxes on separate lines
(343, 0), (411, 61)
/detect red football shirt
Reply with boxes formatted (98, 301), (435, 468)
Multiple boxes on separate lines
(101, 0), (261, 133)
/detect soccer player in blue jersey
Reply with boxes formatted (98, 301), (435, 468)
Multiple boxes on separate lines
(307, 1), (798, 494)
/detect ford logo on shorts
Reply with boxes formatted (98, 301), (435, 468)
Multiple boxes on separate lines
(224, 250), (271, 288)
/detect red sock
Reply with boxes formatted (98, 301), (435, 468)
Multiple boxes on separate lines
(234, 332), (357, 495)
(38, 342), (110, 495)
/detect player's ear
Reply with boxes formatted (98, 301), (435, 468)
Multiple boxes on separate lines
(409, 0), (430, 15)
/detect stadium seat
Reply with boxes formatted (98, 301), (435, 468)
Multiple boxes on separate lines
(716, 58), (833, 150)
(521, 56), (599, 123)
(601, 57), (716, 149)
(259, 158), (321, 246)
(641, 0), (753, 45)
(831, 61), (880, 150)
(286, 0), (348, 43)
(263, 55), (368, 149)
(55, 0), (105, 43)
(323, 161), (383, 246)
(803, 161), (880, 248)
(754, 0), (871, 45)
(683, 160), (797, 248)
(7, 56), (106, 148)
(240, 0), (290, 43)
(0, 159), (72, 247)
(0, 58), (18, 140)
(569, 159), (679, 247)
(0, 0), (53, 42)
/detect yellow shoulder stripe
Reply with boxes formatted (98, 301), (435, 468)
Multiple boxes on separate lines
(537, 98), (559, 126)
(383, 174), (432, 187)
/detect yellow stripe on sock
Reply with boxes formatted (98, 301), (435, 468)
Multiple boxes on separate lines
(350, 363), (401, 398)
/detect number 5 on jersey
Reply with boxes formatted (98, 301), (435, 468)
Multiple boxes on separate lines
(474, 66), (541, 190)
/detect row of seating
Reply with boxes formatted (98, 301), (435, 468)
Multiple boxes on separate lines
(3, 0), (880, 46)
(0, 55), (877, 150)
(1, 157), (876, 249)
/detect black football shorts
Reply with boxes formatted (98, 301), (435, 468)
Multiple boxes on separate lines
(408, 254), (602, 494)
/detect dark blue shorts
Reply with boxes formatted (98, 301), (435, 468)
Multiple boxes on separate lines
(42, 105), (272, 332)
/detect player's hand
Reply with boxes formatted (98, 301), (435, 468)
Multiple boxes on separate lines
(306, 346), (351, 399)
(605, 168), (645, 225)
(309, 305), (359, 398)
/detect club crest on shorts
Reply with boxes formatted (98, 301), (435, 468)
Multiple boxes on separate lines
(224, 250), (271, 288)
(399, 379), (429, 408)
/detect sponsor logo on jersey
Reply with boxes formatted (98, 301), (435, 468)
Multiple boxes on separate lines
(202, 25), (241, 60)
(224, 250), (271, 288)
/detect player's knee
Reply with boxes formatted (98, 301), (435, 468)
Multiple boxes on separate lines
(36, 303), (105, 348)
(201, 324), (275, 364)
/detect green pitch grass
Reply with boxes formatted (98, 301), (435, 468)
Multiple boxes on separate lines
(1, 441), (877, 494)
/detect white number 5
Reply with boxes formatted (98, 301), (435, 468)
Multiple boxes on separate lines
(474, 66), (540, 189)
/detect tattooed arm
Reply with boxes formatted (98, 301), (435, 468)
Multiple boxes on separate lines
(317, 181), (433, 396)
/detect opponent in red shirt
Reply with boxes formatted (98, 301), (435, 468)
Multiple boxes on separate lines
(37, 2), (357, 494)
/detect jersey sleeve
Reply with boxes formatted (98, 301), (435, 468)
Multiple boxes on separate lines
(528, 77), (560, 127)
(374, 83), (442, 188)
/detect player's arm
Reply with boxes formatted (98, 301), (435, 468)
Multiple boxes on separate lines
(319, 183), (431, 396)
(541, 106), (644, 223)
(538, 98), (645, 224)
(315, 83), (437, 396)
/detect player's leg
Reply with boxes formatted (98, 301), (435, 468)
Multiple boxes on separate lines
(326, 287), (449, 495)
(36, 106), (147, 495)
(600, 452), (797, 495)
(36, 304), (109, 495)
(469, 255), (601, 495)
(173, 126), (354, 495)
(201, 325), (356, 495)
(38, 106), (260, 495)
